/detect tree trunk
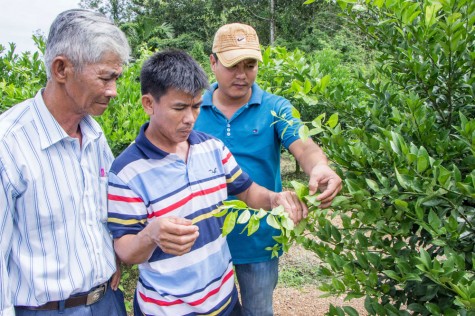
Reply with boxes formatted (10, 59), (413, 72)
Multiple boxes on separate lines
(269, 0), (275, 45)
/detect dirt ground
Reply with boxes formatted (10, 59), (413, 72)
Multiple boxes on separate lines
(273, 244), (367, 316)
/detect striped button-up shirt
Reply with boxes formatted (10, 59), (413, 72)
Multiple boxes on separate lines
(0, 90), (116, 312)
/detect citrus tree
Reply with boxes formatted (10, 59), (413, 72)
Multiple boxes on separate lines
(219, 0), (475, 314)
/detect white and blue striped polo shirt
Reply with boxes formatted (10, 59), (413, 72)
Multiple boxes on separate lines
(0, 90), (116, 311)
(108, 123), (252, 316)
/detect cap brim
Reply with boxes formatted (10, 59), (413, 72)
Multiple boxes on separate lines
(216, 49), (263, 67)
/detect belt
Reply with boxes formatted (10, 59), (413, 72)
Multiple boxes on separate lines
(16, 281), (109, 311)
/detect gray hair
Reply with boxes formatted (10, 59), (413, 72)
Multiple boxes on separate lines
(140, 50), (209, 101)
(44, 9), (130, 79)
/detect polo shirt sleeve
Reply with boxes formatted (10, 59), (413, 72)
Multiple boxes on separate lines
(273, 98), (302, 149)
(220, 143), (253, 196)
(107, 171), (148, 239)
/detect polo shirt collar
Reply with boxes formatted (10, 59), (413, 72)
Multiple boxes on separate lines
(32, 89), (103, 150)
(135, 122), (201, 159)
(202, 82), (264, 108)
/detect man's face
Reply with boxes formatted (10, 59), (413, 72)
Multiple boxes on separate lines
(64, 52), (123, 117)
(143, 88), (202, 151)
(211, 55), (258, 100)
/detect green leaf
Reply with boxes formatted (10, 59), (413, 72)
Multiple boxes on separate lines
(383, 270), (401, 281)
(213, 208), (228, 218)
(366, 178), (380, 192)
(416, 147), (430, 173)
(342, 306), (359, 316)
(428, 210), (441, 230)
(237, 210), (251, 224)
(326, 113), (339, 128)
(395, 167), (410, 189)
(291, 106), (301, 119)
(266, 214), (281, 229)
(247, 216), (260, 236)
(293, 217), (308, 235)
(304, 79), (312, 94)
(281, 216), (295, 231)
(320, 74), (331, 93)
(270, 205), (285, 216)
(331, 277), (346, 291)
(222, 200), (248, 209)
(291, 180), (309, 200)
(425, 3), (443, 27)
(298, 125), (310, 141)
(222, 212), (237, 236)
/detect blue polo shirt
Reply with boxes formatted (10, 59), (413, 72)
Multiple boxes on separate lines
(194, 83), (301, 263)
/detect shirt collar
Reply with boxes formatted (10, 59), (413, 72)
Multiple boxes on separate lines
(32, 89), (103, 150)
(202, 82), (264, 108)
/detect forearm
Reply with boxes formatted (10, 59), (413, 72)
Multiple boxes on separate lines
(236, 183), (273, 210)
(114, 230), (156, 265)
(290, 139), (328, 175)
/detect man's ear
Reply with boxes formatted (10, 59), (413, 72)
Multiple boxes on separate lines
(50, 56), (72, 83)
(210, 54), (217, 73)
(142, 94), (155, 115)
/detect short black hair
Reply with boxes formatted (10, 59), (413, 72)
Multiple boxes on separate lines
(140, 50), (209, 101)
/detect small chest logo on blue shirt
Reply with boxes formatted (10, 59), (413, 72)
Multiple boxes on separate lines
(209, 168), (217, 174)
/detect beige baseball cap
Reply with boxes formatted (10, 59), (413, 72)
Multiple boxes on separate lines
(212, 23), (263, 67)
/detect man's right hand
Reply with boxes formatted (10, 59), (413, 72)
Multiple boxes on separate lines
(145, 216), (199, 256)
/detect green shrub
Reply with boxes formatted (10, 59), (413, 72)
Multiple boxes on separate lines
(95, 48), (151, 156)
(298, 0), (475, 314)
(0, 36), (46, 113)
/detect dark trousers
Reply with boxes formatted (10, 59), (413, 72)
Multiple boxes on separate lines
(15, 285), (126, 316)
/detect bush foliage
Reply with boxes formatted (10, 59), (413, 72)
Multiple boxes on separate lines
(297, 0), (475, 314)
(1, 0), (474, 314)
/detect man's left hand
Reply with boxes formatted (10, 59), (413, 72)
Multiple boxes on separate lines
(308, 164), (342, 208)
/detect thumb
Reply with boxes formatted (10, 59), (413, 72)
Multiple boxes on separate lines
(308, 175), (319, 196)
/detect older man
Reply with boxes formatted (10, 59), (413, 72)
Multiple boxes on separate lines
(0, 9), (130, 316)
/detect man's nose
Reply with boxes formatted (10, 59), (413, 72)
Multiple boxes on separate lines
(105, 81), (118, 98)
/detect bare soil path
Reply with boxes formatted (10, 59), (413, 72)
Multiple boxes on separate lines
(273, 244), (367, 315)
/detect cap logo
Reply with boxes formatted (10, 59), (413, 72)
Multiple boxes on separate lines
(236, 36), (246, 44)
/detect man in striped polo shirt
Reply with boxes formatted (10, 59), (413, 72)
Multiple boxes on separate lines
(107, 50), (307, 316)
(0, 9), (130, 316)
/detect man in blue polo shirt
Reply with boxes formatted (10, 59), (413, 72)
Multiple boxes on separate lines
(194, 23), (343, 316)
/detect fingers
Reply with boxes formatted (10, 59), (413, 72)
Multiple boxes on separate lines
(308, 173), (319, 196)
(308, 165), (343, 209)
(316, 179), (343, 208)
(274, 191), (308, 224)
(152, 217), (200, 256)
(110, 268), (120, 290)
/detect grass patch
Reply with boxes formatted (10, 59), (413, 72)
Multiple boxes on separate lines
(278, 264), (321, 287)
